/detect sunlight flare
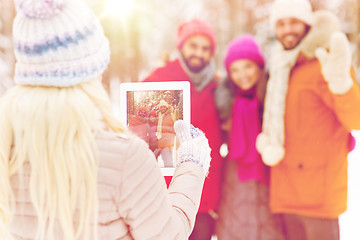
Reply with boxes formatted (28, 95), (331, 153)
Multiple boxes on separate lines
(104, 0), (135, 19)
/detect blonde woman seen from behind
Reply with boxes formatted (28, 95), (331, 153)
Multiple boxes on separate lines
(0, 0), (211, 239)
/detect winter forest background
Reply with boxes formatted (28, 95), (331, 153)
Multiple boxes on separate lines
(1, 0), (360, 94)
(0, 0), (360, 239)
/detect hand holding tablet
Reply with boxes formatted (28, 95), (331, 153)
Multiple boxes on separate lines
(174, 120), (212, 176)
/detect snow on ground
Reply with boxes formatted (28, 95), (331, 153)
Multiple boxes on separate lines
(339, 130), (360, 240)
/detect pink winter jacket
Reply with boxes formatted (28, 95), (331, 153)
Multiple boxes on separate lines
(10, 128), (205, 239)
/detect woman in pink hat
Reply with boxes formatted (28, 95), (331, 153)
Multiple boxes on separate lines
(215, 34), (283, 239)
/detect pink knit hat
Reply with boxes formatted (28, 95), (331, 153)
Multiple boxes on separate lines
(224, 34), (265, 73)
(177, 18), (216, 54)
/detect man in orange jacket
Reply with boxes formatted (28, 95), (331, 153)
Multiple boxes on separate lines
(156, 100), (176, 167)
(256, 0), (360, 239)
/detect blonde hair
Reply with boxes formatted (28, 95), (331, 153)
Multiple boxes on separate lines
(0, 77), (125, 240)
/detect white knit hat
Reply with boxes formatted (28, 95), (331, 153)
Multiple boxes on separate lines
(158, 100), (169, 108)
(270, 0), (314, 30)
(13, 0), (110, 87)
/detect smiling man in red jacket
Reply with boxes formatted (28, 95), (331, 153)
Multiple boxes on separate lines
(144, 18), (223, 240)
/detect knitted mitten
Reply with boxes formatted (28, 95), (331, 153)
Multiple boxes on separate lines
(315, 32), (353, 94)
(174, 120), (211, 176)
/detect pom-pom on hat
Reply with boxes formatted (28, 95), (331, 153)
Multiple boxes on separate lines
(13, 0), (110, 87)
(224, 34), (265, 73)
(270, 0), (313, 31)
(177, 18), (216, 55)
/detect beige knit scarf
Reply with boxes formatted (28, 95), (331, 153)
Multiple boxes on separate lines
(256, 42), (300, 166)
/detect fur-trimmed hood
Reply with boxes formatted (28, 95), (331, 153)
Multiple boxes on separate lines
(299, 10), (341, 59)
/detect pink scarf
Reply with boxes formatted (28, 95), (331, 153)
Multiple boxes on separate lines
(229, 88), (268, 184)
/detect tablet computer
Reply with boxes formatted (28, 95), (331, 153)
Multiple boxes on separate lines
(119, 81), (191, 176)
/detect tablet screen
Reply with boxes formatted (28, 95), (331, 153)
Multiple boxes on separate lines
(119, 81), (190, 176)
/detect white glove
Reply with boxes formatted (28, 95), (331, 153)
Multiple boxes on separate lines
(174, 120), (211, 176)
(315, 32), (353, 94)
